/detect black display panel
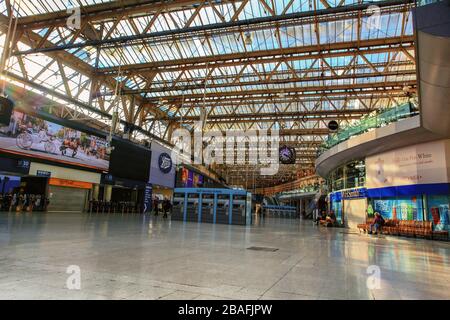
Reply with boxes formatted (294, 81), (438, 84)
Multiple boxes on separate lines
(0, 155), (30, 175)
(109, 139), (151, 182)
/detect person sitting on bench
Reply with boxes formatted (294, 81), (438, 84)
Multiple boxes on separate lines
(326, 210), (337, 227)
(368, 212), (385, 235)
(315, 210), (326, 225)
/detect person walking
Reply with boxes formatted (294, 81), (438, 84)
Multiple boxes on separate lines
(163, 198), (172, 219)
(153, 197), (159, 216)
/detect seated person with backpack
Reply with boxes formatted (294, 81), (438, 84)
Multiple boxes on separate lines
(368, 212), (385, 235)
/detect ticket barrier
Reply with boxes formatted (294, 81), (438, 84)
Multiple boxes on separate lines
(171, 188), (252, 225)
(263, 205), (297, 218)
(88, 200), (140, 214)
(231, 195), (247, 225)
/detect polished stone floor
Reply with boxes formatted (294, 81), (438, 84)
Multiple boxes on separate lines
(0, 212), (449, 300)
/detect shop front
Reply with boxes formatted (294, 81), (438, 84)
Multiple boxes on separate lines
(365, 139), (450, 234)
(329, 187), (367, 229)
(29, 162), (100, 212)
(95, 174), (147, 213)
(328, 139), (450, 238)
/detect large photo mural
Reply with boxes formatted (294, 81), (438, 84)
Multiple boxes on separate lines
(0, 111), (109, 171)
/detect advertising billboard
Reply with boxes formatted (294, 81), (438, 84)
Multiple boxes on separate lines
(366, 139), (450, 188)
(193, 173), (204, 187)
(149, 142), (175, 188)
(0, 111), (109, 171)
(178, 166), (205, 188)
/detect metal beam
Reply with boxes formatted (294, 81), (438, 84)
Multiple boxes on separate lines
(17, 0), (211, 29)
(165, 93), (411, 107)
(97, 37), (415, 75)
(110, 70), (416, 96)
(154, 109), (373, 122)
(0, 15), (168, 122)
(1, 73), (169, 145)
(143, 80), (416, 101)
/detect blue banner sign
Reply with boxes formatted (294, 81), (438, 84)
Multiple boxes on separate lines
(341, 188), (367, 199)
(143, 183), (152, 213)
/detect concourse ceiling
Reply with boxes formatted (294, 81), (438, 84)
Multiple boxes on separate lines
(0, 0), (417, 188)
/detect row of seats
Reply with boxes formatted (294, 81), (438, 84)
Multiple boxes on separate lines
(358, 218), (448, 239)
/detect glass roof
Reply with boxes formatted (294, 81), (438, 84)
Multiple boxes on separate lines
(0, 0), (416, 144)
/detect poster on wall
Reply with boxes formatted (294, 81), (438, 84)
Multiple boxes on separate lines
(187, 170), (194, 187)
(372, 197), (423, 221)
(366, 139), (450, 188)
(197, 174), (204, 187)
(192, 173), (204, 187)
(181, 167), (189, 186)
(0, 111), (109, 171)
(178, 166), (205, 188)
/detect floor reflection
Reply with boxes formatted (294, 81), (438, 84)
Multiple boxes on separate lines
(0, 212), (449, 300)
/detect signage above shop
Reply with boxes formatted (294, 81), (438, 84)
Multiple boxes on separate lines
(16, 159), (30, 170)
(48, 177), (92, 189)
(0, 156), (30, 175)
(341, 188), (367, 199)
(331, 188), (368, 201)
(36, 170), (51, 178)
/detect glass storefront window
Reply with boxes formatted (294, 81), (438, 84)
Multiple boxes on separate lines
(395, 196), (424, 221)
(331, 201), (342, 223)
(331, 166), (344, 191)
(345, 160), (365, 189)
(370, 195), (424, 221)
(427, 195), (450, 231)
(326, 159), (365, 192)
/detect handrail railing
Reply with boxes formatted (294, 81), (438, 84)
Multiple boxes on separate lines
(317, 102), (419, 156)
(417, 0), (444, 6)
